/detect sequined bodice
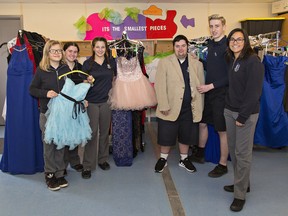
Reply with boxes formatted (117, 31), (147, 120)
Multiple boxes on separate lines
(116, 56), (142, 81)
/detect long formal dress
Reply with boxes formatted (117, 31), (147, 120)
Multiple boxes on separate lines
(44, 78), (92, 150)
(254, 55), (288, 148)
(0, 44), (44, 174)
(112, 110), (133, 166)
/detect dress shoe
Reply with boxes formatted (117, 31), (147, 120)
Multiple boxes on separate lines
(98, 162), (110, 170)
(71, 164), (83, 172)
(224, 185), (250, 193)
(230, 198), (245, 212)
(82, 169), (91, 179)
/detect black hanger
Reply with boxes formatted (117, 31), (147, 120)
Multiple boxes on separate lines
(0, 42), (8, 48)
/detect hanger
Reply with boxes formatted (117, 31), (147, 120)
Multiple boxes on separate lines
(0, 42), (8, 48)
(58, 70), (94, 82)
(109, 31), (143, 49)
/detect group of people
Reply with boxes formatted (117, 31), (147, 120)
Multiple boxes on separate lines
(29, 37), (116, 191)
(28, 13), (264, 213)
(154, 14), (264, 212)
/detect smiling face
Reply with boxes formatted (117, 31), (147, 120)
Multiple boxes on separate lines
(64, 45), (79, 63)
(229, 31), (245, 59)
(49, 44), (63, 64)
(174, 39), (188, 59)
(209, 19), (226, 41)
(93, 41), (106, 59)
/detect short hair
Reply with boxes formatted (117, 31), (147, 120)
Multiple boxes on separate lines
(173, 34), (189, 47)
(208, 14), (226, 26)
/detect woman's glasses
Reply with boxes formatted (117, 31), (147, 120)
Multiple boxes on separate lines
(49, 49), (63, 54)
(229, 38), (245, 43)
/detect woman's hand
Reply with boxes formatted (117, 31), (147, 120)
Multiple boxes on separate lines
(84, 100), (89, 108)
(47, 90), (58, 98)
(236, 121), (244, 127)
(87, 75), (95, 84)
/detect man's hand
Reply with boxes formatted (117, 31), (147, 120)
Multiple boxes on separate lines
(196, 84), (214, 94)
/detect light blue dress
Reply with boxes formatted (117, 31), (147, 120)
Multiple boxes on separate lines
(44, 78), (92, 150)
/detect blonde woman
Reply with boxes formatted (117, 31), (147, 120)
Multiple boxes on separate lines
(29, 40), (70, 191)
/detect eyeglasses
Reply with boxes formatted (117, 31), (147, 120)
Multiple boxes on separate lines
(49, 49), (63, 54)
(229, 38), (245, 43)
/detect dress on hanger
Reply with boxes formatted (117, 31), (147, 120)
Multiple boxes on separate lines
(44, 78), (92, 150)
(254, 55), (288, 148)
(108, 56), (157, 110)
(0, 43), (44, 174)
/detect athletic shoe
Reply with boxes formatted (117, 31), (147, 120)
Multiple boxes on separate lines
(154, 158), (167, 173)
(45, 173), (60, 191)
(57, 177), (68, 188)
(179, 158), (197, 173)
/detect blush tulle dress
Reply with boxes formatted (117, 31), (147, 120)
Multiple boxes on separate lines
(109, 56), (157, 110)
(44, 78), (92, 150)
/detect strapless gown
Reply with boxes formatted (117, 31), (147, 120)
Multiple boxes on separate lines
(109, 56), (157, 110)
(44, 78), (92, 150)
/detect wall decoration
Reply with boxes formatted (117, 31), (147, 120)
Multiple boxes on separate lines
(84, 10), (178, 40)
(98, 7), (123, 25)
(143, 5), (163, 16)
(125, 7), (141, 23)
(180, 15), (195, 28)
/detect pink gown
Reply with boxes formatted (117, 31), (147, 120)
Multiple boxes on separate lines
(109, 56), (157, 110)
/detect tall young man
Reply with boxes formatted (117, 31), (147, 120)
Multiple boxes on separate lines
(191, 14), (229, 178)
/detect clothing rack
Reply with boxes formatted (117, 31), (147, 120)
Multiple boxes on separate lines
(252, 31), (281, 49)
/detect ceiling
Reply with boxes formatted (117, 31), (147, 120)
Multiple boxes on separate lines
(0, 0), (278, 3)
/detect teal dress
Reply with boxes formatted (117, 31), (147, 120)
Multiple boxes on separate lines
(44, 78), (92, 150)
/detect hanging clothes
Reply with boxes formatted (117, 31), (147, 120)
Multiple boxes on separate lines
(109, 36), (155, 165)
(108, 56), (157, 110)
(254, 55), (288, 148)
(44, 78), (92, 150)
(0, 41), (44, 174)
(112, 110), (133, 166)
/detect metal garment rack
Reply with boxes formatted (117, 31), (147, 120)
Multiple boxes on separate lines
(256, 30), (281, 49)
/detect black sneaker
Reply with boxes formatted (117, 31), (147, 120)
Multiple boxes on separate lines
(208, 164), (228, 178)
(179, 158), (197, 173)
(82, 169), (91, 179)
(230, 198), (245, 212)
(224, 185), (250, 193)
(71, 164), (84, 172)
(154, 158), (167, 173)
(45, 173), (60, 191)
(57, 177), (69, 188)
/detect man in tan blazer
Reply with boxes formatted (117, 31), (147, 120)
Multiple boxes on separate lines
(154, 35), (204, 173)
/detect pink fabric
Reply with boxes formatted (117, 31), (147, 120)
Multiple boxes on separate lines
(109, 56), (157, 110)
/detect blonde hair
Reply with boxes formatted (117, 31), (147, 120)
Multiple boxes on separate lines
(208, 14), (226, 26)
(39, 40), (66, 71)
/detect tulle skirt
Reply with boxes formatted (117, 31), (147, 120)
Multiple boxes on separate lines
(44, 78), (92, 150)
(108, 74), (157, 110)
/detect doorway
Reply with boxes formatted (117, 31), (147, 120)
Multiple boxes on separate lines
(0, 16), (22, 125)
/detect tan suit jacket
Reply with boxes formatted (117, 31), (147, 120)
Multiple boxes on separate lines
(155, 54), (205, 122)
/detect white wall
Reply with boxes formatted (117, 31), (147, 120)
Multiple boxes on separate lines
(0, 3), (273, 40)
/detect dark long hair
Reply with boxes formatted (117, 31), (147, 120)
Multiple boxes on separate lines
(63, 42), (80, 52)
(88, 37), (109, 71)
(226, 28), (255, 63)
